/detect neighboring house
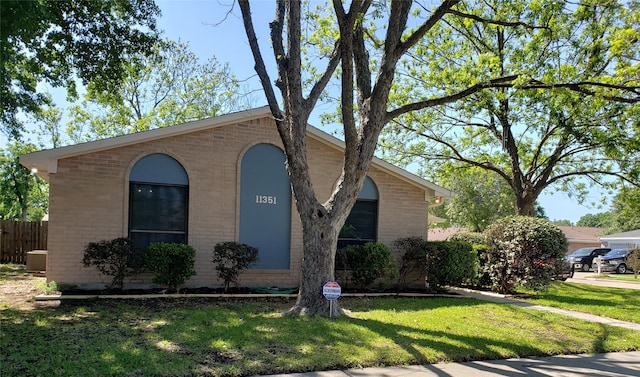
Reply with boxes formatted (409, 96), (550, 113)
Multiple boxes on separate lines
(427, 227), (467, 241)
(427, 225), (603, 253)
(20, 107), (451, 290)
(599, 229), (640, 249)
(557, 226), (604, 253)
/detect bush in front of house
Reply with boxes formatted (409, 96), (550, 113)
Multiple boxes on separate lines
(82, 237), (141, 291)
(337, 242), (397, 290)
(448, 231), (487, 245)
(424, 241), (477, 290)
(472, 243), (492, 287)
(484, 216), (567, 294)
(212, 241), (259, 293)
(143, 242), (196, 293)
(393, 237), (428, 290)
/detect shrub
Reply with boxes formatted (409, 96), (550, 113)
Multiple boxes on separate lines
(337, 242), (397, 289)
(484, 216), (568, 293)
(628, 247), (640, 279)
(393, 237), (428, 290)
(212, 241), (259, 292)
(143, 243), (196, 292)
(82, 237), (140, 290)
(472, 243), (492, 287)
(424, 241), (477, 290)
(448, 232), (487, 245)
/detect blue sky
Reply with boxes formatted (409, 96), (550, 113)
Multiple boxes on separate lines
(7, 0), (609, 224)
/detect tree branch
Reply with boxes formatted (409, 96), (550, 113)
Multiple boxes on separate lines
(386, 75), (640, 122)
(446, 9), (550, 30)
(238, 0), (282, 119)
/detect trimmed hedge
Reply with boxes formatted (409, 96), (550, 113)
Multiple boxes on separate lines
(143, 242), (196, 292)
(336, 242), (397, 289)
(424, 241), (477, 290)
(448, 232), (487, 245)
(393, 237), (428, 290)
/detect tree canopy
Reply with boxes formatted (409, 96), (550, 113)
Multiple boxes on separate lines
(66, 40), (246, 142)
(0, 142), (48, 221)
(380, 0), (640, 216)
(428, 164), (516, 231)
(577, 186), (640, 233)
(1, 0), (160, 138)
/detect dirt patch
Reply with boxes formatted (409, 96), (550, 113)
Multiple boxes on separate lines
(0, 265), (59, 311)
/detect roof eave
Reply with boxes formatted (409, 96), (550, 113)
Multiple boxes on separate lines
(20, 107), (273, 182)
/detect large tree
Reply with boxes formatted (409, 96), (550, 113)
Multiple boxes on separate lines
(66, 40), (246, 142)
(379, 0), (640, 216)
(0, 142), (48, 221)
(239, 0), (639, 316)
(1, 0), (160, 138)
(430, 164), (517, 231)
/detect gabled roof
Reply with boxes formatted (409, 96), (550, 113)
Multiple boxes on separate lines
(20, 106), (452, 199)
(599, 229), (640, 241)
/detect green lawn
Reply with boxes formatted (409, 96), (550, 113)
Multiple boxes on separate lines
(2, 296), (640, 377)
(521, 282), (640, 324)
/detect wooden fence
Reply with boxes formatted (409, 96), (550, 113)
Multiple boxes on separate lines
(0, 220), (48, 263)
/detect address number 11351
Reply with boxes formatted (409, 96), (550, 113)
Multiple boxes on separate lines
(256, 195), (277, 204)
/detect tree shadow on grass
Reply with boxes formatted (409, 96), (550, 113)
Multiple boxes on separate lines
(1, 296), (638, 377)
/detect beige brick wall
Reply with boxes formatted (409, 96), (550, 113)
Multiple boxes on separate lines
(46, 116), (429, 289)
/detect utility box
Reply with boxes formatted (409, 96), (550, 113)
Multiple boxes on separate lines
(26, 250), (47, 272)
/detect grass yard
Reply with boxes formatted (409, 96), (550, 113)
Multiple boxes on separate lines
(2, 296), (640, 377)
(521, 282), (640, 324)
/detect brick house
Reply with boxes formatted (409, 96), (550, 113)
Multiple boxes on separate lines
(21, 107), (450, 290)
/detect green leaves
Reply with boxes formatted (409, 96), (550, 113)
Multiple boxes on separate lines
(1, 0), (160, 137)
(0, 142), (47, 221)
(381, 0), (640, 216)
(66, 40), (244, 142)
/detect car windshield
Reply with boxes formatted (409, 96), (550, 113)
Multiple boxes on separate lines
(571, 248), (594, 256)
(604, 249), (627, 257)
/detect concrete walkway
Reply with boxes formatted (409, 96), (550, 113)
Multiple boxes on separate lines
(566, 272), (640, 290)
(447, 286), (640, 332)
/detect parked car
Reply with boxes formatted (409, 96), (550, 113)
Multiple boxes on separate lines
(594, 248), (637, 274)
(566, 247), (611, 272)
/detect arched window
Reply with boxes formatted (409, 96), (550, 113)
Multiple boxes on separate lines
(338, 176), (379, 249)
(129, 154), (188, 250)
(239, 144), (291, 269)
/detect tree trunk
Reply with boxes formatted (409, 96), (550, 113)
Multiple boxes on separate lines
(286, 211), (344, 317)
(515, 190), (536, 217)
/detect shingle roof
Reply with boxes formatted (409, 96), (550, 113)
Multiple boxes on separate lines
(599, 229), (640, 240)
(557, 226), (604, 243)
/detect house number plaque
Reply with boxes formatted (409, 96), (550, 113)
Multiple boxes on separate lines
(255, 195), (277, 205)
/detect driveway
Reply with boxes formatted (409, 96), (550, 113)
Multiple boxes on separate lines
(567, 271), (640, 290)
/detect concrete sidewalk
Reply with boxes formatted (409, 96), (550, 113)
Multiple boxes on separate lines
(256, 352), (640, 377)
